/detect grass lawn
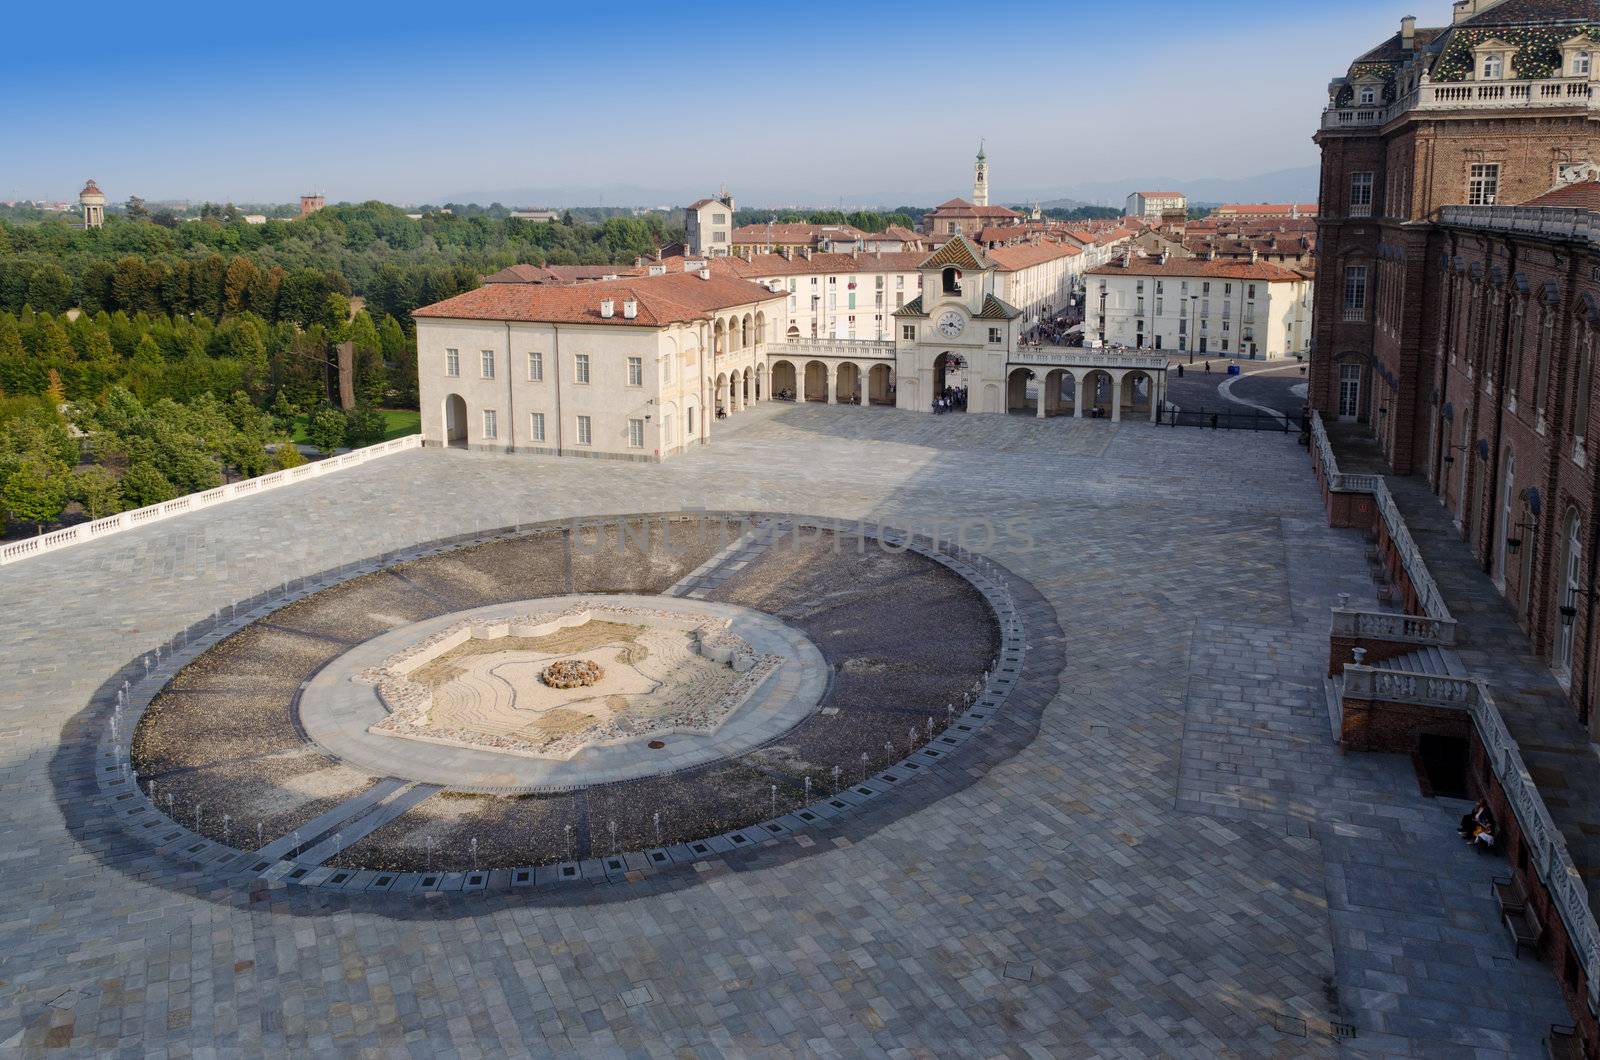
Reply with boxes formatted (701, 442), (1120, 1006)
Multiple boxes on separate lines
(290, 408), (420, 447)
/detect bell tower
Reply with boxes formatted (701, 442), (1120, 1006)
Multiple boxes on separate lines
(973, 142), (989, 208)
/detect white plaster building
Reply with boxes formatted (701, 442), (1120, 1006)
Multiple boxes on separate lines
(1125, 191), (1188, 219)
(413, 239), (1170, 460)
(1084, 255), (1314, 359)
(415, 271), (785, 460)
(685, 192), (736, 257)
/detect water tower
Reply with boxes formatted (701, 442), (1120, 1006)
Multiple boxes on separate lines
(79, 179), (106, 229)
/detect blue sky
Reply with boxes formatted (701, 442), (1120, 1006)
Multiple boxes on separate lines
(4, 0), (1410, 206)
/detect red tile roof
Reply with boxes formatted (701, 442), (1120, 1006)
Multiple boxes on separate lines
(730, 222), (867, 245)
(1518, 181), (1600, 209)
(484, 263), (646, 284)
(986, 243), (1082, 272)
(1214, 203), (1319, 216)
(414, 272), (783, 326)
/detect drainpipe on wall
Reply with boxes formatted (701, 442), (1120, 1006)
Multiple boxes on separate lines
(505, 322), (516, 453)
(552, 324), (564, 454)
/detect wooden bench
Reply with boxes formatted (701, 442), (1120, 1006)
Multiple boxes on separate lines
(1492, 874), (1528, 916)
(1506, 901), (1543, 958)
(1545, 1024), (1581, 1060)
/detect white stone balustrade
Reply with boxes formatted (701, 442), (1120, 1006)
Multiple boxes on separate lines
(1322, 76), (1595, 130)
(0, 435), (423, 567)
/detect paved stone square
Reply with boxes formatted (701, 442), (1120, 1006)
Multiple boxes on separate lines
(0, 403), (1572, 1056)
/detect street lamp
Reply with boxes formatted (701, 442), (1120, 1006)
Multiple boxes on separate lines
(1506, 519), (1537, 556)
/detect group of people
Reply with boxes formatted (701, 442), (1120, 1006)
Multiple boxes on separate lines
(1459, 800), (1497, 850)
(933, 386), (968, 414)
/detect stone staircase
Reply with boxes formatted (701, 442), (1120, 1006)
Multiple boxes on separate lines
(1323, 644), (1466, 743)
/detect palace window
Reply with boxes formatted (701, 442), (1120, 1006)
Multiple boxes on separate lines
(1469, 163), (1500, 206)
(1358, 85), (1376, 105)
(902, 325), (916, 340)
(628, 418), (645, 449)
(482, 409), (497, 439)
(529, 411), (545, 442)
(575, 354), (591, 384)
(576, 415), (592, 446)
(445, 348), (460, 377)
(527, 351), (543, 382)
(989, 327), (1002, 343)
(1343, 266), (1368, 321)
(480, 350), (495, 379)
(1351, 173), (1374, 217)
(627, 357), (642, 387)
(1481, 52), (1505, 80)
(1576, 50), (1593, 77)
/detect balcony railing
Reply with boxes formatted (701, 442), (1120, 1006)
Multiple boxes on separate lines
(1440, 204), (1600, 244)
(1341, 306), (1366, 322)
(1321, 76), (1596, 130)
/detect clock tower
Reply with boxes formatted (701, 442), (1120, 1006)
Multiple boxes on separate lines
(891, 234), (1021, 413)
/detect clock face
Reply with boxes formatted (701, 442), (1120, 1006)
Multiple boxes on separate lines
(936, 311), (965, 338)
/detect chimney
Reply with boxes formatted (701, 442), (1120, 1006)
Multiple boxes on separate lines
(1250, 248), (1259, 264)
(1121, 248), (1132, 268)
(803, 248), (812, 260)
(1401, 15), (1416, 50)
(600, 299), (615, 318)
(623, 299), (638, 319)
(698, 269), (712, 281)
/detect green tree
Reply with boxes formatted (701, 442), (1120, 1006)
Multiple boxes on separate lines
(118, 460), (175, 508)
(2, 455), (69, 532)
(343, 406), (386, 449)
(272, 441), (306, 470)
(73, 464), (123, 519)
(307, 406), (347, 456)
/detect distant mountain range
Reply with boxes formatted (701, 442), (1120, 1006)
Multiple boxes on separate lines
(442, 166), (1321, 212)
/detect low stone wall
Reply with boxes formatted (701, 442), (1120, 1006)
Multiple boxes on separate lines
(1327, 636), (1423, 678)
(1338, 697), (1473, 755)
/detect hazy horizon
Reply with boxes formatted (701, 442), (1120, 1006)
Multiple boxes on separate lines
(5, 0), (1412, 205)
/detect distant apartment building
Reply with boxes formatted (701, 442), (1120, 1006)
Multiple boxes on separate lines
(1125, 191), (1188, 219)
(685, 192), (736, 256)
(1086, 254), (1313, 358)
(730, 222), (867, 255)
(1212, 202), (1318, 219)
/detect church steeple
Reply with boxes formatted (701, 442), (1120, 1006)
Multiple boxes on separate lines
(973, 141), (989, 208)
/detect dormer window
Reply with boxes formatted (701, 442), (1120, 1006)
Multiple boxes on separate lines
(1577, 51), (1592, 76)
(1471, 39), (1516, 81)
(1563, 36), (1596, 78)
(1359, 86), (1376, 105)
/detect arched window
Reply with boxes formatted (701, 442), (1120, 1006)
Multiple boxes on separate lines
(1482, 53), (1504, 80)
(1577, 51), (1592, 77)
(1536, 306), (1556, 413)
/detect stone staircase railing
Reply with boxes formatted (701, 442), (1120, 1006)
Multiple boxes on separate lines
(0, 435), (423, 568)
(1310, 411), (1456, 644)
(1344, 665), (1600, 1009)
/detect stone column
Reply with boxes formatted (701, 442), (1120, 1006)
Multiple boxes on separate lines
(1149, 371), (1161, 422)
(1075, 373), (1087, 418)
(1111, 371), (1125, 423)
(826, 366), (836, 405)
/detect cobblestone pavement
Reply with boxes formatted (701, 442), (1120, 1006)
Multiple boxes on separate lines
(0, 404), (1571, 1056)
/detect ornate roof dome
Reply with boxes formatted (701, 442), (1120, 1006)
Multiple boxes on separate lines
(78, 179), (105, 202)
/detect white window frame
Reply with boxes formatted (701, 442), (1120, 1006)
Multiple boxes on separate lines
(627, 418), (645, 449)
(529, 411), (545, 442)
(482, 409), (497, 440)
(1469, 163), (1500, 206)
(576, 415), (593, 446)
(445, 348), (460, 377)
(575, 354), (591, 384)
(527, 351), (544, 382)
(480, 350), (495, 379)
(627, 357), (642, 387)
